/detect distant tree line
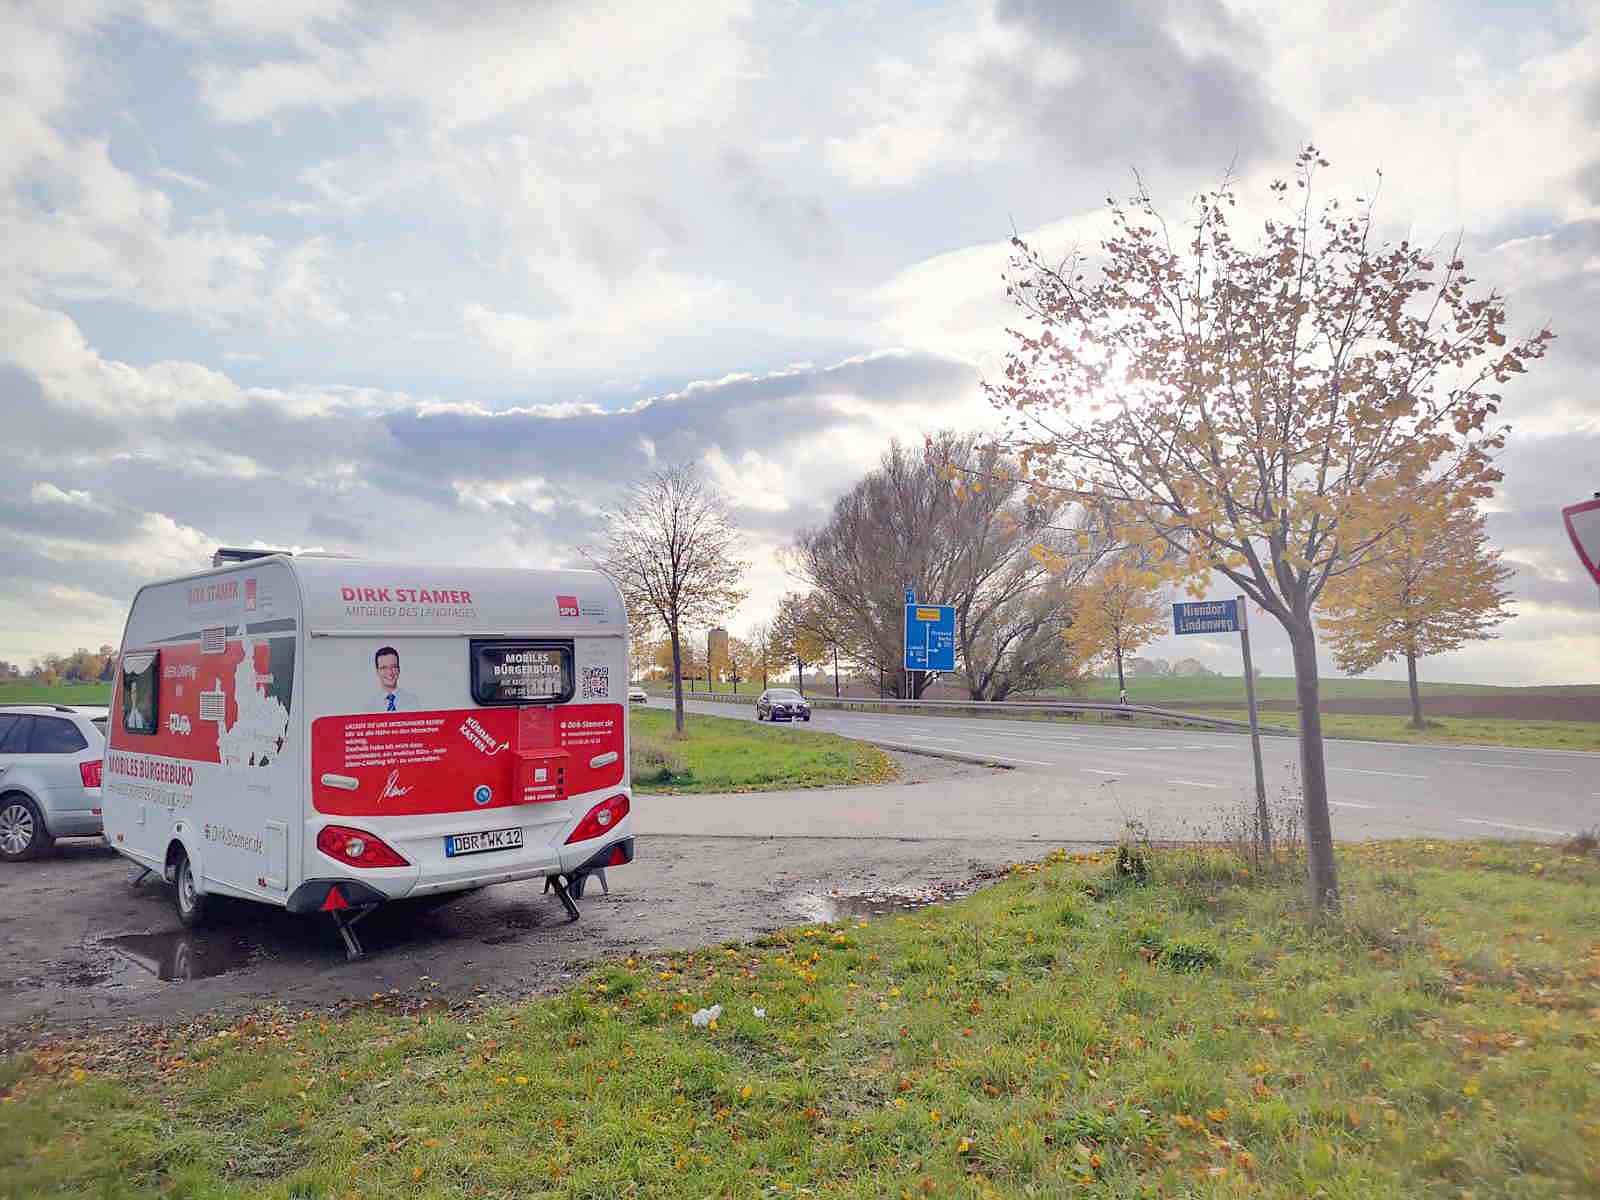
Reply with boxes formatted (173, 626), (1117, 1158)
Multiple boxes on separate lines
(0, 646), (117, 686)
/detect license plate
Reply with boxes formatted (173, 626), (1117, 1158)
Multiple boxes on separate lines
(444, 827), (524, 857)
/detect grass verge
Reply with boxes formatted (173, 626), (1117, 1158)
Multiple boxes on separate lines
(4, 838), (1596, 1197)
(0, 680), (112, 705)
(631, 706), (895, 793)
(1183, 707), (1600, 752)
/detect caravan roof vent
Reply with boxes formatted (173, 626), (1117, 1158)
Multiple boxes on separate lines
(211, 547), (292, 568)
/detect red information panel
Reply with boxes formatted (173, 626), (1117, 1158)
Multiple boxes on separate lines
(311, 703), (624, 817)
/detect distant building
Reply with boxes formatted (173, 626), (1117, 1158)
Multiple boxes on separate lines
(707, 626), (730, 681)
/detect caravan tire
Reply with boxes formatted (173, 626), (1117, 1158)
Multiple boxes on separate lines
(174, 851), (212, 928)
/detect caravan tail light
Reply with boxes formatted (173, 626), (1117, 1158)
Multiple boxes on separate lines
(316, 824), (409, 868)
(80, 760), (103, 789)
(566, 793), (630, 844)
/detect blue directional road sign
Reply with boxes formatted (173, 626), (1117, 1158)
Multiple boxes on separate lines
(903, 603), (956, 671)
(1172, 598), (1242, 635)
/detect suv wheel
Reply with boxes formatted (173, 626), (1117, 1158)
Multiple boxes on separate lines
(0, 794), (52, 862)
(174, 851), (212, 928)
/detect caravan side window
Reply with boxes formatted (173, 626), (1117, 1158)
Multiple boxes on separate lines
(120, 651), (160, 735)
(470, 640), (574, 706)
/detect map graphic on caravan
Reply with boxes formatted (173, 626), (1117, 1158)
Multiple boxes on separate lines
(103, 553), (635, 959)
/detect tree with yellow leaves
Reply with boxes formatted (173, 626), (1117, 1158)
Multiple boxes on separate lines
(1318, 499), (1512, 729)
(989, 147), (1553, 909)
(1063, 555), (1167, 699)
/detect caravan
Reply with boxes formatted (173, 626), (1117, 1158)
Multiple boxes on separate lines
(103, 552), (633, 957)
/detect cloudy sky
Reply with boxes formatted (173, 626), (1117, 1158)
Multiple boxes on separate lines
(3, 0), (1597, 685)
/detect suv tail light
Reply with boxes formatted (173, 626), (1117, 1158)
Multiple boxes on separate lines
(566, 793), (630, 844)
(80, 760), (103, 789)
(316, 824), (409, 868)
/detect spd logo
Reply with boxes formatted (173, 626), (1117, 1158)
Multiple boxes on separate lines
(473, 784), (493, 806)
(556, 594), (579, 618)
(167, 713), (192, 737)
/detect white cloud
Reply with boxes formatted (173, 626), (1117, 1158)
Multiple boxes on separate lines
(703, 446), (790, 512)
(29, 482), (97, 508)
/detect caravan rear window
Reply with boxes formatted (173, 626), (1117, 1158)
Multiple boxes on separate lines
(470, 640), (573, 706)
(120, 651), (160, 735)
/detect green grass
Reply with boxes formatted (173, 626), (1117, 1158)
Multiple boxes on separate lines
(4, 838), (1596, 1197)
(1067, 675), (1600, 704)
(631, 706), (895, 793)
(1183, 707), (1600, 752)
(0, 680), (112, 705)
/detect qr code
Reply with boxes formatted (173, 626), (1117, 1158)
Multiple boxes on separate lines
(581, 666), (610, 700)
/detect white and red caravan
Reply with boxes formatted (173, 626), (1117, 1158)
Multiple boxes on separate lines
(103, 552), (633, 956)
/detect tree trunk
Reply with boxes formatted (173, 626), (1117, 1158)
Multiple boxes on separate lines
(1288, 621), (1339, 911)
(1406, 650), (1425, 729)
(669, 626), (686, 737)
(796, 658), (804, 697)
(1115, 646), (1126, 697)
(833, 646), (840, 698)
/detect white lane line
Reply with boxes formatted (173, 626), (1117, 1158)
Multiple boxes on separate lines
(1458, 818), (1571, 836)
(1084, 768), (1120, 776)
(1329, 767), (1427, 780)
(1466, 762), (1575, 774)
(1330, 800), (1378, 809)
(1168, 779), (1219, 789)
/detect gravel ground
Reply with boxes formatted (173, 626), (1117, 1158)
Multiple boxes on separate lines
(0, 752), (1026, 1045)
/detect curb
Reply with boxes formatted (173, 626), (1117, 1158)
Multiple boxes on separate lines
(866, 739), (1020, 770)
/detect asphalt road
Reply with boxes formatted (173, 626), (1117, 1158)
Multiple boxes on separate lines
(651, 696), (1596, 841)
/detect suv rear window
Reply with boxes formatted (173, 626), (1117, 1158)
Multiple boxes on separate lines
(30, 716), (88, 754)
(0, 714), (31, 753)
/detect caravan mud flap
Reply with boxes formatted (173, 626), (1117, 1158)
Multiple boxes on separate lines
(286, 877), (389, 915)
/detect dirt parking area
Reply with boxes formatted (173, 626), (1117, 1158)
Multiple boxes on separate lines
(0, 753), (1028, 1045)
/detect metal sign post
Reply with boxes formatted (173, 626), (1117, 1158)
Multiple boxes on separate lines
(1172, 597), (1270, 852)
(1235, 597), (1270, 852)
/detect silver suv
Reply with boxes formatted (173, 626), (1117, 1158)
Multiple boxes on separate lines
(0, 705), (106, 861)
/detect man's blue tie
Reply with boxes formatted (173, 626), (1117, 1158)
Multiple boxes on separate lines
(386, 694), (396, 712)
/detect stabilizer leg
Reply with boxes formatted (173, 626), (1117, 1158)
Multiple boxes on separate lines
(547, 874), (581, 922)
(127, 865), (153, 887)
(331, 907), (374, 961)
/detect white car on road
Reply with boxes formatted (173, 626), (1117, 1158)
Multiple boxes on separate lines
(0, 705), (106, 861)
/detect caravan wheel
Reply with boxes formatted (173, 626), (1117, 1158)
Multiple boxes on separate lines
(173, 852), (212, 928)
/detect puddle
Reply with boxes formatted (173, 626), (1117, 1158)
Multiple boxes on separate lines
(100, 931), (262, 983)
(795, 886), (969, 924)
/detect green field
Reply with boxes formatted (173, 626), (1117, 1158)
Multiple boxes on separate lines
(1069, 675), (1600, 704)
(0, 681), (112, 705)
(631, 707), (894, 793)
(4, 838), (1595, 1197)
(1183, 708), (1600, 752)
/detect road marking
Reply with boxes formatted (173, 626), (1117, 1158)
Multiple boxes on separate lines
(1330, 800), (1377, 809)
(1084, 768), (1120, 776)
(1457, 818), (1571, 836)
(1329, 767), (1427, 780)
(1466, 762), (1574, 774)
(1167, 779), (1219, 789)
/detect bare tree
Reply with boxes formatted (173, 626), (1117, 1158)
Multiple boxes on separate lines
(793, 433), (1099, 699)
(585, 464), (748, 735)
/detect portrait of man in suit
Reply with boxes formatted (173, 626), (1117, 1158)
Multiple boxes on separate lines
(370, 645), (420, 713)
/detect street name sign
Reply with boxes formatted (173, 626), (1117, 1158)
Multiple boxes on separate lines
(1172, 598), (1242, 635)
(903, 603), (956, 671)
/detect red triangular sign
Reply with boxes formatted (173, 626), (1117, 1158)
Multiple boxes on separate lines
(321, 885), (349, 912)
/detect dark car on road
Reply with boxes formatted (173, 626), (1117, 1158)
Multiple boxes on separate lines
(756, 688), (811, 722)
